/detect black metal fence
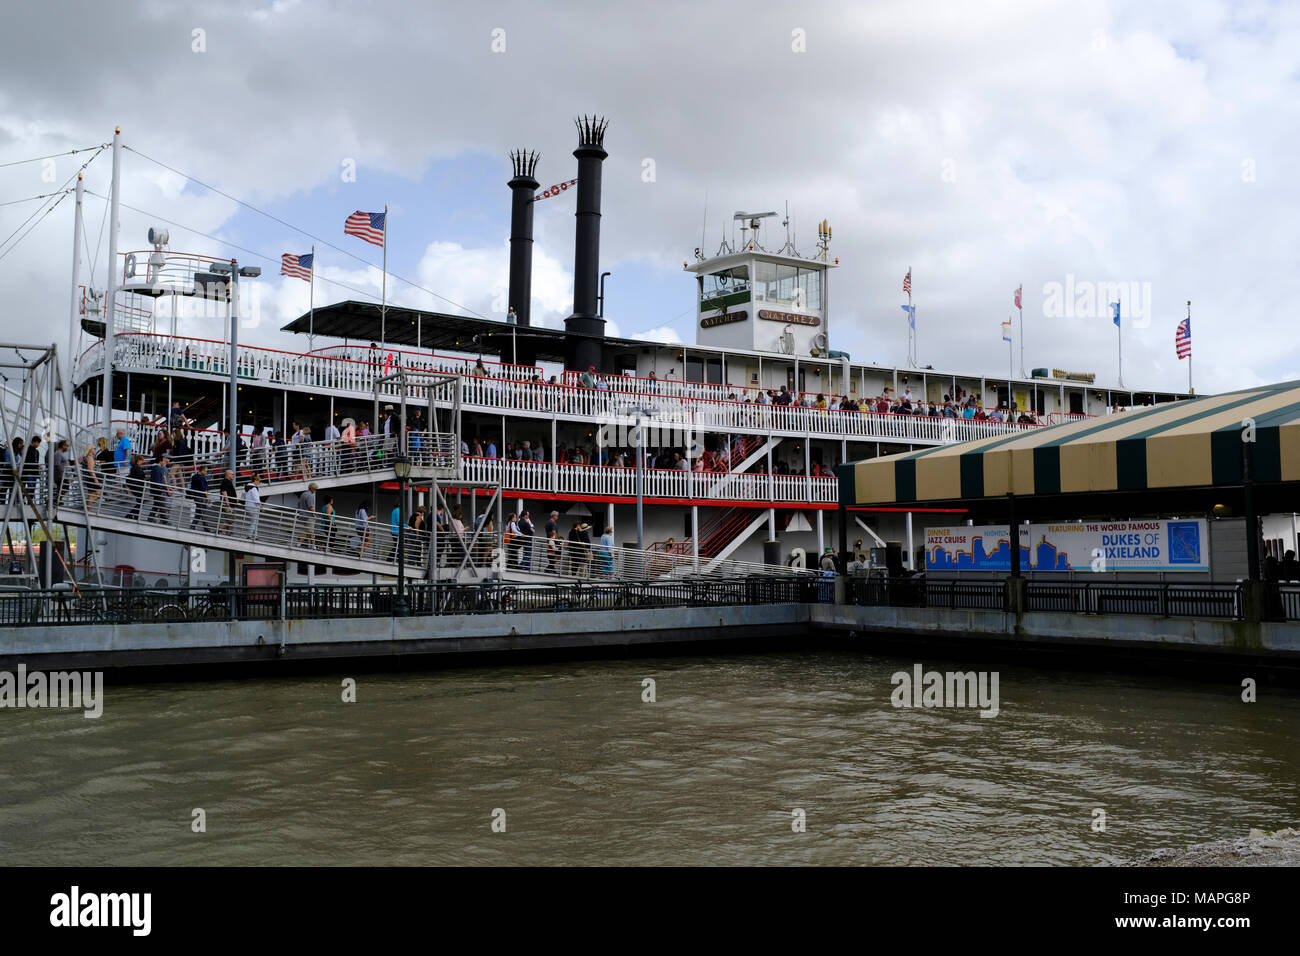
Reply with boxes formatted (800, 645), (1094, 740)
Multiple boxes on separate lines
(0, 576), (816, 628)
(850, 576), (1262, 622)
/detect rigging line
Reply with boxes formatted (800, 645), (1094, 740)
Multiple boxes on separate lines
(0, 190), (71, 207)
(122, 144), (490, 319)
(0, 144), (105, 170)
(0, 190), (71, 266)
(84, 190), (386, 305)
(88, 189), (110, 278)
(0, 145), (105, 255)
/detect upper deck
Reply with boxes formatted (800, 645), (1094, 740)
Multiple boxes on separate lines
(73, 331), (1099, 451)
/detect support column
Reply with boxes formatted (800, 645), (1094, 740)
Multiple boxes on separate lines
(905, 511), (914, 570)
(816, 508), (824, 555)
(691, 506), (699, 571)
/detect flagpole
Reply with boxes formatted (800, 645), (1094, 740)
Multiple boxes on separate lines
(1187, 300), (1193, 395)
(1018, 300), (1025, 377)
(1008, 316), (1013, 378)
(1116, 296), (1124, 389)
(381, 204), (388, 346)
(911, 298), (916, 366)
(308, 243), (316, 352)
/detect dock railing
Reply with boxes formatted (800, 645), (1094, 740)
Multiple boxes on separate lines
(0, 576), (818, 628)
(850, 577), (1252, 621)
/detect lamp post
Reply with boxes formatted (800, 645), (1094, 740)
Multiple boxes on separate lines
(393, 454), (411, 616)
(207, 259), (261, 475)
(631, 405), (651, 552)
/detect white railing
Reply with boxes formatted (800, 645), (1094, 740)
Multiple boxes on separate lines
(83, 332), (1044, 447)
(72, 421), (458, 489)
(58, 476), (804, 581)
(458, 456), (838, 503)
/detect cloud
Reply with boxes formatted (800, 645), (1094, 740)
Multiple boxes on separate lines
(3, 0), (1300, 397)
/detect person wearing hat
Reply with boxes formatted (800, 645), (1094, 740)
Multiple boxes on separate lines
(819, 546), (839, 574)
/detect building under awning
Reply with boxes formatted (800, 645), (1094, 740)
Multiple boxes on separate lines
(835, 381), (1300, 577)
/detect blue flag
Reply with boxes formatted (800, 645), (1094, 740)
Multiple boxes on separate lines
(901, 304), (916, 330)
(1111, 300), (1121, 328)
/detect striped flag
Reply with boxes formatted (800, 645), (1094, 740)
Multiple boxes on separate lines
(344, 210), (386, 246)
(903, 268), (912, 296)
(1002, 320), (1013, 343)
(1175, 316), (1192, 359)
(1014, 284), (1022, 309)
(280, 252), (313, 281)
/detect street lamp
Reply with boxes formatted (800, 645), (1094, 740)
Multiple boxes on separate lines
(393, 454), (411, 616)
(629, 404), (652, 553)
(207, 259), (261, 475)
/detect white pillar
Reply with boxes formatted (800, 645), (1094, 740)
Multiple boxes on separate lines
(816, 508), (824, 555)
(905, 511), (914, 569)
(691, 506), (699, 571)
(768, 508), (776, 541)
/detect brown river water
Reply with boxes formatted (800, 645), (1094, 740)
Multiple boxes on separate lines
(2, 647), (1297, 865)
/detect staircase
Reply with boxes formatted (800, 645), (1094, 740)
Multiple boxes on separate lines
(724, 434), (762, 468)
(644, 505), (763, 564)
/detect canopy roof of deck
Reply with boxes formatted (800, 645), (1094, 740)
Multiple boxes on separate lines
(836, 380), (1300, 517)
(282, 300), (648, 362)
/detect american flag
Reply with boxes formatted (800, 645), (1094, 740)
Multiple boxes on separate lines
(903, 268), (912, 296)
(344, 210), (386, 246)
(280, 252), (313, 281)
(1175, 316), (1192, 359)
(1014, 284), (1022, 310)
(1002, 320), (1013, 343)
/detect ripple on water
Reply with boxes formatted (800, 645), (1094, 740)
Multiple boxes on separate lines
(1, 651), (1298, 865)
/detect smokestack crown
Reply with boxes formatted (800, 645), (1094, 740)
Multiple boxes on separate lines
(510, 149), (539, 181)
(575, 115), (608, 151)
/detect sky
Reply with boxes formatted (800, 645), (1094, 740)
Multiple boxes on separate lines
(2, 0), (1299, 395)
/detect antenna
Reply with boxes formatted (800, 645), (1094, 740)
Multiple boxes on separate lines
(700, 187), (708, 256)
(733, 210), (777, 251)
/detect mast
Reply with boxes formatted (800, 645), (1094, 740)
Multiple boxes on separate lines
(68, 173), (84, 387)
(308, 243), (316, 351)
(381, 204), (388, 346)
(101, 127), (121, 442)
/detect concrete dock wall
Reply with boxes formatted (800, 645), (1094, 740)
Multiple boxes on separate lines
(0, 603), (810, 671)
(5, 600), (1300, 672)
(812, 604), (1300, 659)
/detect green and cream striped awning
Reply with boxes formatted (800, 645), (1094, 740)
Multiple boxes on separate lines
(838, 381), (1300, 507)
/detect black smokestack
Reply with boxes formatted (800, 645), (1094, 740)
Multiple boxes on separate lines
(507, 149), (539, 328)
(565, 115), (608, 372)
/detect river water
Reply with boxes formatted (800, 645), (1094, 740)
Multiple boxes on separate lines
(2, 647), (1297, 866)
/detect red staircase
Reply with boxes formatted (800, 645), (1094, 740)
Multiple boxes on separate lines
(724, 434), (763, 468)
(644, 505), (762, 564)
